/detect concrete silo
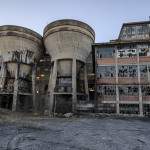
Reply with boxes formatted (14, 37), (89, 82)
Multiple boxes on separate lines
(43, 19), (95, 114)
(0, 25), (43, 112)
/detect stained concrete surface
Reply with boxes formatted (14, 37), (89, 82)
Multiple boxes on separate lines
(0, 117), (150, 150)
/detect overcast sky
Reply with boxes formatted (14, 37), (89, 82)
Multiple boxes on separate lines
(0, 0), (150, 42)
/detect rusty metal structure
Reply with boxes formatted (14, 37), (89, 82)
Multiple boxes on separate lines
(0, 25), (43, 112)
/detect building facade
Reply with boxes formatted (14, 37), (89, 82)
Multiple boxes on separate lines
(0, 19), (150, 117)
(93, 21), (150, 116)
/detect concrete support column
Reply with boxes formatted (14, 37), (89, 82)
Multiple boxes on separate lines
(147, 64), (150, 83)
(0, 62), (6, 89)
(12, 63), (19, 112)
(49, 60), (57, 115)
(137, 49), (143, 116)
(116, 86), (120, 115)
(32, 63), (37, 112)
(84, 65), (89, 101)
(48, 67), (52, 94)
(45, 66), (52, 113)
(72, 58), (77, 113)
(139, 85), (143, 116)
(94, 49), (98, 112)
(115, 47), (120, 115)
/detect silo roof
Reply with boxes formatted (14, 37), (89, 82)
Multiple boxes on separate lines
(43, 19), (95, 38)
(0, 25), (42, 40)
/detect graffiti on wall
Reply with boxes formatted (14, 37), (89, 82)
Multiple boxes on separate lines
(0, 79), (31, 93)
(18, 79), (31, 93)
(5, 79), (14, 93)
(2, 49), (35, 64)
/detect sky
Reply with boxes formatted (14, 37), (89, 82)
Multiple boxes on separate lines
(0, 0), (150, 42)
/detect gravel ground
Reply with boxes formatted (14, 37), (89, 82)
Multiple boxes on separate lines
(0, 117), (150, 150)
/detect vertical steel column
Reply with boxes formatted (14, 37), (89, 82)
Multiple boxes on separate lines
(72, 58), (77, 113)
(12, 63), (19, 112)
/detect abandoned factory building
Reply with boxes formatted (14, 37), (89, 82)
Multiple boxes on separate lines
(0, 19), (150, 116)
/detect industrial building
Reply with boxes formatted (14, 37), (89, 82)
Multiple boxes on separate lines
(43, 20), (95, 114)
(0, 20), (95, 115)
(0, 25), (43, 112)
(93, 21), (150, 116)
(0, 19), (150, 117)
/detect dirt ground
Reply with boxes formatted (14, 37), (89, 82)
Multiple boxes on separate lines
(0, 115), (150, 150)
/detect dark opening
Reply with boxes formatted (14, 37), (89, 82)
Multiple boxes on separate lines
(18, 95), (33, 112)
(54, 95), (72, 114)
(0, 95), (13, 110)
(143, 104), (150, 116)
(119, 104), (139, 114)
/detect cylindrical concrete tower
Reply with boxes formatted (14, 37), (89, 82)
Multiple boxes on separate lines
(43, 19), (95, 114)
(0, 25), (43, 111)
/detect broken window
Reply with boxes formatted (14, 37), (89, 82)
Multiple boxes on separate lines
(98, 103), (116, 114)
(119, 24), (150, 40)
(140, 65), (148, 78)
(97, 85), (116, 96)
(138, 44), (150, 56)
(119, 85), (139, 96)
(118, 65), (138, 77)
(143, 104), (150, 116)
(137, 25), (149, 35)
(97, 66), (115, 78)
(139, 48), (149, 56)
(120, 104), (139, 114)
(117, 46), (137, 58)
(120, 26), (137, 40)
(96, 47), (115, 58)
(141, 86), (150, 96)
